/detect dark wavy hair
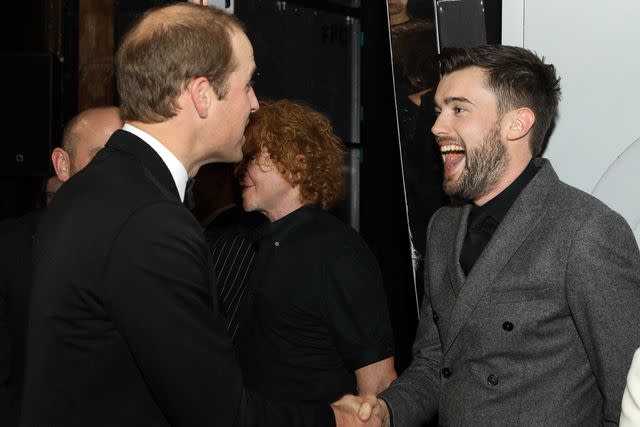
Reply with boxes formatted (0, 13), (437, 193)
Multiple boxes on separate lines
(439, 45), (561, 155)
(238, 99), (346, 210)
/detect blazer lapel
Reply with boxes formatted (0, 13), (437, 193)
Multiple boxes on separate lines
(447, 205), (471, 297)
(442, 159), (558, 355)
(104, 130), (181, 203)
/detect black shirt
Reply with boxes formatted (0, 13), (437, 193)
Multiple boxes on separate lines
(205, 206), (267, 341)
(237, 206), (394, 403)
(459, 160), (539, 275)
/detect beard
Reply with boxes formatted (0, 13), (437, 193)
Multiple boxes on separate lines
(443, 122), (509, 201)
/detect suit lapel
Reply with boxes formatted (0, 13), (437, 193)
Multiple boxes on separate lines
(442, 159), (558, 355)
(104, 130), (181, 203)
(447, 205), (471, 297)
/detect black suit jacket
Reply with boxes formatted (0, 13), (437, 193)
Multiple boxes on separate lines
(20, 130), (334, 427)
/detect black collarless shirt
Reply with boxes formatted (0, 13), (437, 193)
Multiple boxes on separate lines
(459, 159), (540, 275)
(236, 205), (394, 403)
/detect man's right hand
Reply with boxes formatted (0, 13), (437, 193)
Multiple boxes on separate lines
(356, 396), (390, 427)
(331, 394), (390, 427)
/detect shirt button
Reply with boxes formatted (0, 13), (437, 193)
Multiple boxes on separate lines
(502, 321), (514, 331)
(274, 241), (280, 247)
(441, 367), (452, 378)
(487, 374), (499, 386)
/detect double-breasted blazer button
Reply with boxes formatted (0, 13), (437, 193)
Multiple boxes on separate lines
(433, 311), (439, 323)
(502, 321), (514, 331)
(441, 367), (452, 378)
(487, 374), (499, 386)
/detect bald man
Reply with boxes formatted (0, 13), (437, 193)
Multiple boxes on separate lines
(51, 106), (122, 182)
(0, 106), (121, 426)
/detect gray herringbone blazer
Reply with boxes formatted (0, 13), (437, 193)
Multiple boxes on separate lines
(380, 158), (640, 426)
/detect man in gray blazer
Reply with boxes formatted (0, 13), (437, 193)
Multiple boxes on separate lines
(350, 45), (640, 426)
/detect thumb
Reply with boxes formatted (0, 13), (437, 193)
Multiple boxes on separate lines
(357, 395), (378, 421)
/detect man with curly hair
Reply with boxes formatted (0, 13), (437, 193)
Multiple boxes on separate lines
(235, 99), (397, 404)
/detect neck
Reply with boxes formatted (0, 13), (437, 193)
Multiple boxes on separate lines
(265, 198), (304, 223)
(474, 155), (533, 207)
(129, 119), (199, 177)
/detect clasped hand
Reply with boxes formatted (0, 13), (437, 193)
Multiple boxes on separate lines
(331, 394), (390, 427)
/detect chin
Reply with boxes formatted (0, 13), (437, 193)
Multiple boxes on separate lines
(241, 198), (257, 212)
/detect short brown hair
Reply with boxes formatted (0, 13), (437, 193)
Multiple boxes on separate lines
(440, 45), (561, 155)
(239, 100), (346, 210)
(116, 3), (244, 123)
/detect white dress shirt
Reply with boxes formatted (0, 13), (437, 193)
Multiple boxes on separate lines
(621, 347), (640, 426)
(122, 123), (189, 202)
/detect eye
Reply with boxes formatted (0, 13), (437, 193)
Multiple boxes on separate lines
(453, 106), (465, 114)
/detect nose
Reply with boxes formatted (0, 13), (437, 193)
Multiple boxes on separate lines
(249, 87), (259, 113)
(431, 111), (448, 137)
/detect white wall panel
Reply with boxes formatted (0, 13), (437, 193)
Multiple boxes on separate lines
(502, 0), (640, 244)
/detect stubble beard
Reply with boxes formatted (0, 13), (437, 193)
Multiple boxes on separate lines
(443, 122), (509, 201)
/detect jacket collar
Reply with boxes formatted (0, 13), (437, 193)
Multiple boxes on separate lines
(104, 129), (181, 202)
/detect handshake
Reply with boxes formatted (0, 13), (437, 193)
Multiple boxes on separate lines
(331, 394), (391, 427)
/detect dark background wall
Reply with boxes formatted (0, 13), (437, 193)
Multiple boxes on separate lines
(359, 1), (418, 372)
(0, 1), (77, 219)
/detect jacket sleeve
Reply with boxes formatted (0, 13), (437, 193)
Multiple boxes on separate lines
(565, 207), (640, 426)
(378, 213), (442, 426)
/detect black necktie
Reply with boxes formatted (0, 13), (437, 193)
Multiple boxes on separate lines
(459, 214), (497, 276)
(184, 178), (195, 210)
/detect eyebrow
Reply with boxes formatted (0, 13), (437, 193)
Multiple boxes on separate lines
(433, 96), (474, 110)
(443, 96), (474, 105)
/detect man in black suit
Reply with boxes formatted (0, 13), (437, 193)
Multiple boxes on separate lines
(20, 4), (373, 426)
(0, 106), (121, 426)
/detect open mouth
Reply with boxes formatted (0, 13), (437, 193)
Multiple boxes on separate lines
(440, 144), (465, 175)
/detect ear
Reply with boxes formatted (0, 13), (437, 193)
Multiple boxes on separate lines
(51, 147), (71, 182)
(188, 77), (214, 119)
(506, 107), (535, 141)
(291, 154), (307, 184)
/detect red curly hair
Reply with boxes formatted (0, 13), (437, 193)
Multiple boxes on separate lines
(238, 99), (345, 210)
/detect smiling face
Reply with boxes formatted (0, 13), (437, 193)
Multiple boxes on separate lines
(432, 66), (510, 204)
(209, 29), (259, 163)
(240, 148), (303, 222)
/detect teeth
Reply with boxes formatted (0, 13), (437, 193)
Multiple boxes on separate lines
(440, 144), (465, 154)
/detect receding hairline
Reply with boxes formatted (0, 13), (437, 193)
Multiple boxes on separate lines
(130, 3), (244, 44)
(62, 107), (122, 154)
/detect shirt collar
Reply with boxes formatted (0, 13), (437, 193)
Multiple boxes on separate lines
(122, 123), (189, 202)
(469, 159), (539, 228)
(257, 205), (317, 242)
